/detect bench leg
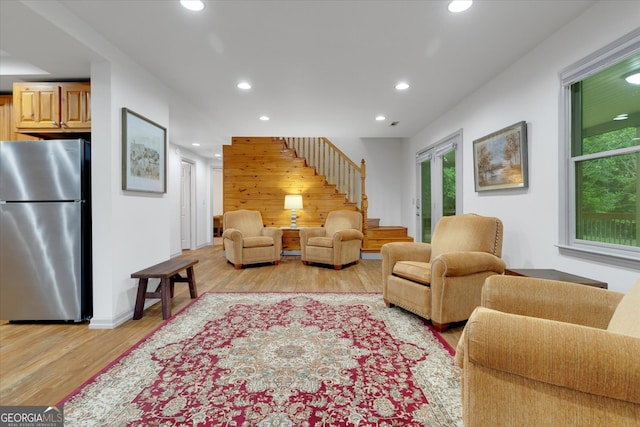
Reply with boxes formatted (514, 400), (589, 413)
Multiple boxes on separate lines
(186, 267), (198, 298)
(168, 270), (198, 300)
(169, 274), (177, 298)
(160, 277), (172, 320)
(133, 278), (148, 320)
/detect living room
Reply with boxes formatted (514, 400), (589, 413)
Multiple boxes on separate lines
(0, 0), (639, 422)
(4, 1), (636, 328)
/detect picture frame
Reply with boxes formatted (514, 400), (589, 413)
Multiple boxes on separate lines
(122, 108), (167, 194)
(473, 121), (528, 192)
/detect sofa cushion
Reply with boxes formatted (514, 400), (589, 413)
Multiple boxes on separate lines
(607, 278), (640, 338)
(392, 261), (431, 285)
(307, 236), (334, 248)
(243, 236), (274, 248)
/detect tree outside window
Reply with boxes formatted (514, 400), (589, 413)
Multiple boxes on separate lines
(568, 51), (639, 255)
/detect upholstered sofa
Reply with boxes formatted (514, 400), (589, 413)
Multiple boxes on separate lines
(456, 275), (640, 426)
(381, 213), (505, 331)
(300, 210), (363, 270)
(222, 210), (282, 269)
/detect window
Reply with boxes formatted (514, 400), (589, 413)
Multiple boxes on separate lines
(560, 29), (640, 266)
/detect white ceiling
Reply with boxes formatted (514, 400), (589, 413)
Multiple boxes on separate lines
(0, 0), (597, 158)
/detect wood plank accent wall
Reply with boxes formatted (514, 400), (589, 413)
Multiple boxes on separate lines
(223, 137), (358, 227)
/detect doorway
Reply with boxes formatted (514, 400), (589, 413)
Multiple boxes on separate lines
(416, 130), (462, 242)
(211, 168), (223, 242)
(181, 161), (195, 250)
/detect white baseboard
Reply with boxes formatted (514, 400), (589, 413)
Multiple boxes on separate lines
(89, 299), (160, 329)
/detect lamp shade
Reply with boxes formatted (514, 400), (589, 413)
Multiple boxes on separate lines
(284, 194), (303, 210)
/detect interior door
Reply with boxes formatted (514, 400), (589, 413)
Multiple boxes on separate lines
(181, 161), (193, 250)
(416, 130), (462, 242)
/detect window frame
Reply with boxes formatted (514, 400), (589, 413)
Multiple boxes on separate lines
(558, 29), (640, 268)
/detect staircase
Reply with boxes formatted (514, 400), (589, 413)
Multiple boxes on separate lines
(223, 136), (412, 252)
(223, 137), (357, 227)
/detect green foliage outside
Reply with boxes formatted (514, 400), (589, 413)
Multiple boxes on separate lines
(577, 127), (638, 246)
(580, 128), (637, 213)
(442, 150), (456, 217)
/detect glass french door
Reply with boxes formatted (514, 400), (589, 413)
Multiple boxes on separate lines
(416, 131), (462, 243)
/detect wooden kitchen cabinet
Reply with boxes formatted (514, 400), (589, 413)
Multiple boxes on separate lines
(61, 83), (91, 130)
(0, 95), (15, 140)
(0, 95), (40, 141)
(13, 82), (91, 133)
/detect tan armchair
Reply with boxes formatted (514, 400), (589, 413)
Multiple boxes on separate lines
(456, 275), (640, 426)
(222, 210), (283, 269)
(381, 213), (505, 331)
(300, 210), (363, 270)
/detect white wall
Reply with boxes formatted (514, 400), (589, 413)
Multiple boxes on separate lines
(329, 137), (405, 226)
(90, 59), (172, 328)
(405, 1), (640, 292)
(91, 66), (217, 327)
(212, 168), (223, 216)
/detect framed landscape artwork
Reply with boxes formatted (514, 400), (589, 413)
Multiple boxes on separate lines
(122, 108), (167, 194)
(473, 121), (528, 192)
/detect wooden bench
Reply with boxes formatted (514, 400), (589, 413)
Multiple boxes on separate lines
(132, 258), (199, 320)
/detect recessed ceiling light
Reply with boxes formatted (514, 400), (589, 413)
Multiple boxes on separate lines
(192, 143), (201, 146)
(448, 1), (473, 13)
(237, 82), (251, 90)
(624, 72), (640, 85)
(613, 113), (629, 121)
(180, 0), (204, 11)
(214, 153), (222, 157)
(259, 116), (270, 121)
(395, 82), (410, 90)
(375, 115), (386, 121)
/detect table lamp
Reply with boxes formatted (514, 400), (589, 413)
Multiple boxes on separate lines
(284, 194), (303, 228)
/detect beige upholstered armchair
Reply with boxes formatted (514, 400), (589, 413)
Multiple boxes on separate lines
(381, 213), (505, 331)
(300, 210), (363, 270)
(456, 275), (640, 426)
(222, 210), (283, 269)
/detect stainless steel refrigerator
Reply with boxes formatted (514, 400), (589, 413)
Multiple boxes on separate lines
(0, 139), (92, 322)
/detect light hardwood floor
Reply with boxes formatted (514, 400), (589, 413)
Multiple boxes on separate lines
(0, 243), (464, 406)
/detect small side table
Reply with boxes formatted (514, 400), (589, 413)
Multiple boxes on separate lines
(281, 227), (301, 255)
(504, 268), (607, 289)
(213, 215), (223, 237)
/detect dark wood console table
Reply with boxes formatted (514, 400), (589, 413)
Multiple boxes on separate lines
(505, 268), (607, 289)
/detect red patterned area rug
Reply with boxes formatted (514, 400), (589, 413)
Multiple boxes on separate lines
(60, 293), (462, 426)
